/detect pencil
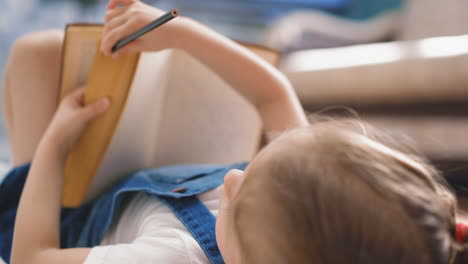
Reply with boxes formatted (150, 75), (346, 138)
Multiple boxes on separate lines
(111, 9), (179, 53)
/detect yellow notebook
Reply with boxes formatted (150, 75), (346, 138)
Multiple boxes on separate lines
(59, 24), (279, 207)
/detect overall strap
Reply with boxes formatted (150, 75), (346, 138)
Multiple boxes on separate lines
(157, 195), (224, 264)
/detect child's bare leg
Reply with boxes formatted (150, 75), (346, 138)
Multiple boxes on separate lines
(3, 30), (64, 166)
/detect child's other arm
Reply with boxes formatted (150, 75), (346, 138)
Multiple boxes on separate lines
(11, 88), (110, 264)
(101, 1), (308, 139)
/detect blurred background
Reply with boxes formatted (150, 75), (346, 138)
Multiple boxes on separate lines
(1, 0), (467, 183)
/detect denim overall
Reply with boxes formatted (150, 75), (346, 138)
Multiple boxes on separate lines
(0, 162), (247, 264)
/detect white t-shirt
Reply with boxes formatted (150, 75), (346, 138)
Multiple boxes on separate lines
(84, 187), (221, 264)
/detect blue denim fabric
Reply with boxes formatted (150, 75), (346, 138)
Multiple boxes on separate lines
(159, 195), (225, 264)
(0, 162), (247, 264)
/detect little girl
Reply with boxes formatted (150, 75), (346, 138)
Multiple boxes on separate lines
(1, 0), (468, 263)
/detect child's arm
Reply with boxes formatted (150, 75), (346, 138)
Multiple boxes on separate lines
(101, 1), (308, 139)
(11, 88), (110, 264)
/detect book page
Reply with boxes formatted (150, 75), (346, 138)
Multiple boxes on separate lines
(151, 50), (262, 166)
(85, 51), (172, 201)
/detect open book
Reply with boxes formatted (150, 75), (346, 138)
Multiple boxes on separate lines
(60, 24), (279, 207)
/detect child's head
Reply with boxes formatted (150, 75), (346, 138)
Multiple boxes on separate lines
(216, 119), (467, 264)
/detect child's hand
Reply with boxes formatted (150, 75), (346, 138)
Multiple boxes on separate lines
(101, 0), (181, 58)
(45, 87), (110, 155)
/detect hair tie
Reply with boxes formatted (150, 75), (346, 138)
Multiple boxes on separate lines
(456, 223), (468, 244)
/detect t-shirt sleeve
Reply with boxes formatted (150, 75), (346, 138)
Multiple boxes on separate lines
(83, 229), (209, 264)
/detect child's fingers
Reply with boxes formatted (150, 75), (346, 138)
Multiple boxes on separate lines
(103, 12), (128, 36)
(101, 20), (136, 56)
(111, 40), (140, 58)
(104, 5), (130, 23)
(79, 98), (111, 122)
(64, 87), (86, 105)
(69, 87), (86, 97)
(107, 0), (136, 10)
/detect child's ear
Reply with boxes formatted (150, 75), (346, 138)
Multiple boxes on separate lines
(224, 169), (245, 200)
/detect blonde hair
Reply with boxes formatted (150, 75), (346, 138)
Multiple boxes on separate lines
(232, 119), (467, 264)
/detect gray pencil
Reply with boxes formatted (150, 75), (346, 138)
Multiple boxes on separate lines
(111, 9), (179, 53)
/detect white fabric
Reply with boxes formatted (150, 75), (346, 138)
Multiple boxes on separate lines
(0, 161), (12, 186)
(84, 187), (221, 264)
